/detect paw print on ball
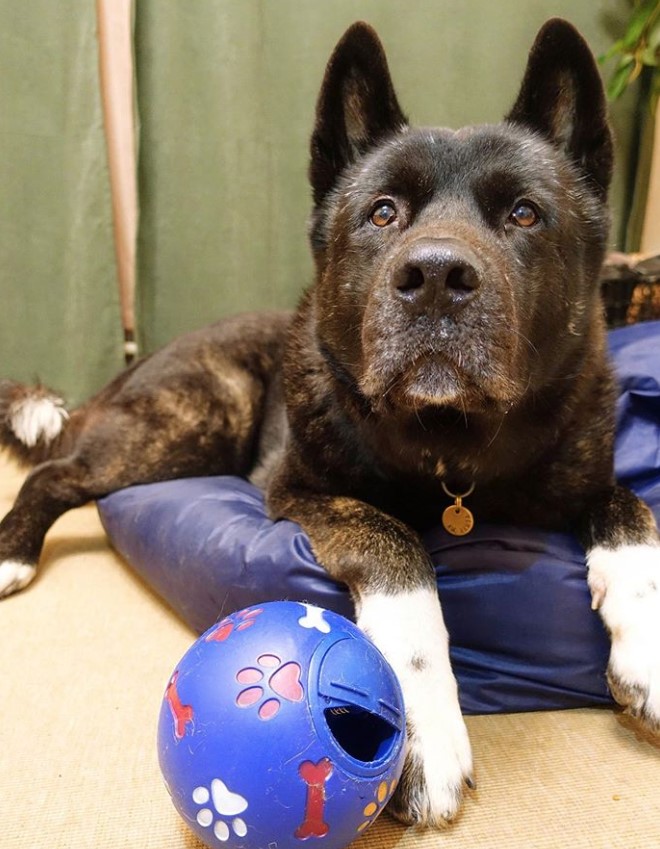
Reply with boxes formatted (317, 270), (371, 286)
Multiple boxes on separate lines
(205, 607), (264, 643)
(193, 778), (248, 843)
(236, 653), (304, 720)
(357, 778), (398, 833)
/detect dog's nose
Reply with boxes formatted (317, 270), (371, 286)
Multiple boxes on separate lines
(391, 239), (481, 312)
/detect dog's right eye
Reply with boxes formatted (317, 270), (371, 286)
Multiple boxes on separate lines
(369, 201), (398, 228)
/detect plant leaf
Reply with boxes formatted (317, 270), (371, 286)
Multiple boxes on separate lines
(608, 61), (636, 100)
(641, 44), (659, 65)
(621, 0), (659, 51)
(599, 38), (626, 63)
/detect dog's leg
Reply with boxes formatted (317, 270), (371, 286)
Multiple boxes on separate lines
(357, 585), (474, 826)
(268, 488), (473, 827)
(0, 453), (157, 597)
(0, 458), (96, 595)
(0, 318), (284, 598)
(580, 485), (660, 742)
(0, 401), (263, 598)
(0, 403), (261, 597)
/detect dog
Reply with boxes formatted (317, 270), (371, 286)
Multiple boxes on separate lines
(1, 18), (659, 828)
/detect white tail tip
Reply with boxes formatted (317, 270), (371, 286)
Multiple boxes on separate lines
(9, 395), (69, 447)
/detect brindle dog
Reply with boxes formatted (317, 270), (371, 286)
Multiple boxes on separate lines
(1, 19), (659, 827)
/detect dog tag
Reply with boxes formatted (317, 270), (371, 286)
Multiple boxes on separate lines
(442, 502), (474, 536)
(440, 482), (475, 536)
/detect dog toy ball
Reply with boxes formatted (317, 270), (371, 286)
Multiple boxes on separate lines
(158, 600), (406, 849)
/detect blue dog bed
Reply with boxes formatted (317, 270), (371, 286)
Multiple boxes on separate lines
(98, 321), (660, 715)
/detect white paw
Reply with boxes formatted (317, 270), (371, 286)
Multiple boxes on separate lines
(0, 560), (37, 598)
(192, 778), (248, 842)
(392, 686), (473, 826)
(588, 544), (660, 738)
(357, 587), (474, 826)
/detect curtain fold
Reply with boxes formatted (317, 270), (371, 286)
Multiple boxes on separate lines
(0, 0), (123, 406)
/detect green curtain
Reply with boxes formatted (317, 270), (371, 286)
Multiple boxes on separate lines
(0, 0), (641, 404)
(134, 0), (640, 355)
(0, 0), (123, 407)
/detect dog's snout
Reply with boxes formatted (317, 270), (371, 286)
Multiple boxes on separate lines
(391, 239), (481, 312)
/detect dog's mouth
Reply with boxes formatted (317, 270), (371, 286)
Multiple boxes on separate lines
(366, 355), (479, 412)
(359, 337), (522, 415)
(394, 354), (480, 408)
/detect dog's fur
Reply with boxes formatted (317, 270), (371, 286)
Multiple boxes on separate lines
(1, 19), (659, 827)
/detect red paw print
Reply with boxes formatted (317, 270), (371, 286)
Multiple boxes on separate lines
(205, 607), (264, 643)
(236, 654), (304, 720)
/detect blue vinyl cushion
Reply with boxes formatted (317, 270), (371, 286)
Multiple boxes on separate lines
(98, 321), (660, 714)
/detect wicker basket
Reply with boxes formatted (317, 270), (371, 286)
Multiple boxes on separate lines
(600, 253), (660, 328)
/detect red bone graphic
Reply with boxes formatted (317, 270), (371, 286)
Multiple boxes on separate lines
(295, 758), (334, 839)
(165, 671), (194, 740)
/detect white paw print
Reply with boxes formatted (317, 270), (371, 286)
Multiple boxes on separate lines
(193, 778), (248, 842)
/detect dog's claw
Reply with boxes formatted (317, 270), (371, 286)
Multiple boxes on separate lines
(465, 775), (477, 791)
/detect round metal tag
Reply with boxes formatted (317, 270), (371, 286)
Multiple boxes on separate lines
(441, 504), (474, 536)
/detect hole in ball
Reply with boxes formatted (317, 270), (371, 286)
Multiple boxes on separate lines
(324, 706), (398, 762)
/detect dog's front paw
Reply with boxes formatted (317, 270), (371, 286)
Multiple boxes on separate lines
(608, 637), (660, 743)
(357, 587), (474, 826)
(0, 560), (36, 598)
(607, 602), (660, 742)
(588, 544), (660, 742)
(388, 704), (474, 827)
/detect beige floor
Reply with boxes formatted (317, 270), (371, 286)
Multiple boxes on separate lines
(1, 454), (658, 849)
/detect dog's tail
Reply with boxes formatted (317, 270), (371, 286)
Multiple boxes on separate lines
(0, 379), (71, 467)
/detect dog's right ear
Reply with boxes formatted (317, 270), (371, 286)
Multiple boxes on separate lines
(310, 22), (408, 206)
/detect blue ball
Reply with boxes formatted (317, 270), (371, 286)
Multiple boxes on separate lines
(158, 601), (406, 849)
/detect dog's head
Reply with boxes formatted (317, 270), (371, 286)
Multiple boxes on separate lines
(308, 19), (612, 417)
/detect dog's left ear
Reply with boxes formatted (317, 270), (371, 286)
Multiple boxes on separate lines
(310, 22), (408, 206)
(506, 19), (613, 197)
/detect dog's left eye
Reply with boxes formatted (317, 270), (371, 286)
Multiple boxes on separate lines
(509, 201), (540, 228)
(369, 200), (398, 227)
